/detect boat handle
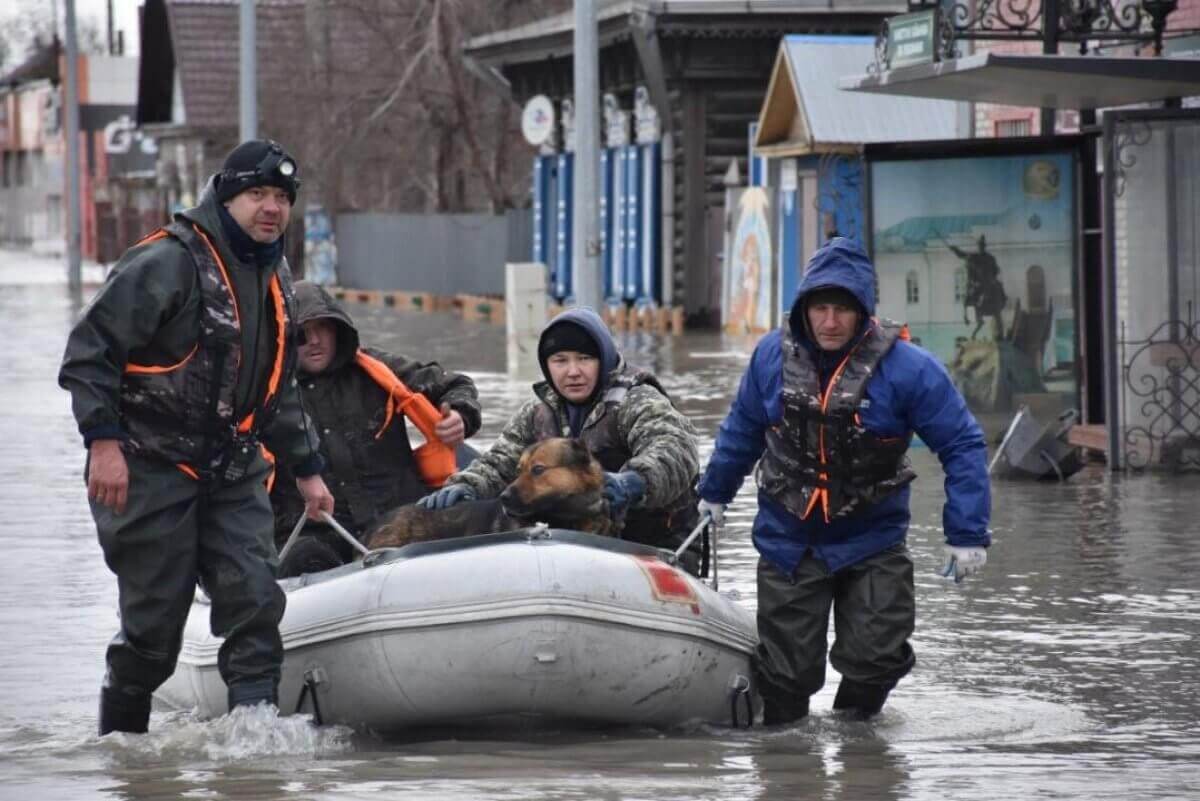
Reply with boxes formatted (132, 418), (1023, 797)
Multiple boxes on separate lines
(673, 514), (719, 590)
(729, 673), (753, 729)
(277, 511), (370, 564)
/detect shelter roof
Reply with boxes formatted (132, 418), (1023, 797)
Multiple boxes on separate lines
(754, 35), (959, 157)
(839, 52), (1200, 110)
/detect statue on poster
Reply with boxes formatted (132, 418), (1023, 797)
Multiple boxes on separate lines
(943, 233), (1007, 340)
(870, 154), (1076, 416)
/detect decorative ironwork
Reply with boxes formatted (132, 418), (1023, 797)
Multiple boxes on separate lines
(946, 0), (1043, 37)
(868, 0), (1192, 70)
(1111, 119), (1154, 198)
(1119, 302), (1200, 471)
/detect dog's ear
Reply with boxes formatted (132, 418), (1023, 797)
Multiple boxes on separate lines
(566, 438), (594, 467)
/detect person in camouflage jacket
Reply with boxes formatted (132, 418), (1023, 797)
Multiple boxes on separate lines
(420, 308), (702, 571)
(271, 281), (481, 574)
(59, 139), (334, 735)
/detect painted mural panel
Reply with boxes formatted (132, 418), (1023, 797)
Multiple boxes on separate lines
(724, 187), (777, 334)
(871, 153), (1077, 421)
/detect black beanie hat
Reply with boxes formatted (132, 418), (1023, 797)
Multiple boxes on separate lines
(215, 139), (301, 204)
(538, 321), (601, 366)
(804, 286), (863, 316)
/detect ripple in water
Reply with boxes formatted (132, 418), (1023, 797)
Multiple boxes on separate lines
(98, 704), (353, 762)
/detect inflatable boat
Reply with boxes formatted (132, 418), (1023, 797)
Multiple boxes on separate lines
(154, 527), (760, 732)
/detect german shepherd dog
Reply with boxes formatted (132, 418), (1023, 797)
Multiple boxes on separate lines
(364, 438), (617, 550)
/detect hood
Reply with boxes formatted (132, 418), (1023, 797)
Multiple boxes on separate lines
(537, 307), (621, 397)
(292, 281), (360, 373)
(178, 176), (226, 245)
(788, 236), (876, 346)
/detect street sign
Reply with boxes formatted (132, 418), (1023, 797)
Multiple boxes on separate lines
(521, 95), (556, 147)
(887, 9), (938, 69)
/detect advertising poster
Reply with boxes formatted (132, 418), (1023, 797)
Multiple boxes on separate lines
(723, 187), (777, 334)
(870, 153), (1076, 417)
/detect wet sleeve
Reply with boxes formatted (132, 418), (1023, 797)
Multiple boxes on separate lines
(384, 350), (483, 438)
(902, 351), (991, 547)
(617, 385), (700, 509)
(261, 375), (324, 478)
(697, 342), (774, 504)
(445, 399), (538, 499)
(57, 242), (196, 445)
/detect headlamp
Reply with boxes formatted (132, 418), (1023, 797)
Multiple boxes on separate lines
(220, 140), (301, 201)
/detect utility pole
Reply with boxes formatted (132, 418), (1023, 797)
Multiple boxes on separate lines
(64, 0), (82, 292)
(239, 0), (257, 141)
(571, 0), (601, 309)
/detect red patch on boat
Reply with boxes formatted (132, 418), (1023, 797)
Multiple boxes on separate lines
(633, 555), (700, 614)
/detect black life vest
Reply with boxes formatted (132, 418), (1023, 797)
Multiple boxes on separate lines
(756, 318), (917, 523)
(118, 220), (296, 484)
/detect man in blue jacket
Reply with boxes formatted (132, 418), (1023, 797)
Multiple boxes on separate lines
(697, 237), (990, 723)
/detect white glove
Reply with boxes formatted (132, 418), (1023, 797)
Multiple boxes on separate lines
(941, 546), (987, 583)
(697, 499), (726, 527)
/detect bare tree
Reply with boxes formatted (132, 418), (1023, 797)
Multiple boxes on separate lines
(0, 0), (106, 74)
(259, 0), (566, 216)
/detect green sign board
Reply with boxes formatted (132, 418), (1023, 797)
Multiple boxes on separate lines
(887, 9), (938, 69)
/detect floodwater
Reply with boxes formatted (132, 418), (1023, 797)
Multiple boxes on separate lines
(2, 265), (1199, 800)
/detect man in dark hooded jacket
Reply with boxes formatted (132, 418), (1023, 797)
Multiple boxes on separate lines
(270, 281), (481, 573)
(697, 237), (990, 723)
(59, 139), (334, 734)
(418, 308), (702, 570)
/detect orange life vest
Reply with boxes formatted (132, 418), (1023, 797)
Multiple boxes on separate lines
(354, 350), (456, 488)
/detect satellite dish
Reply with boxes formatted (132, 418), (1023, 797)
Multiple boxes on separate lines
(521, 95), (556, 147)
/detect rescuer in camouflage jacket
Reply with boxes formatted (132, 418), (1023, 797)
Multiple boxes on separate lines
(271, 281), (481, 574)
(59, 140), (334, 736)
(420, 308), (703, 570)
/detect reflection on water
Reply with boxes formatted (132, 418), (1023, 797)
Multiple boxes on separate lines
(2, 286), (1199, 800)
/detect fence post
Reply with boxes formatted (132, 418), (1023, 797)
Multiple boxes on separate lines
(506, 262), (549, 379)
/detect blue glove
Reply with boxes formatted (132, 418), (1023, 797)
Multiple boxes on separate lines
(603, 471), (646, 520)
(417, 483), (476, 510)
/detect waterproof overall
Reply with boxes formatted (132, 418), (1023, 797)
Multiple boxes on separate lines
(92, 218), (299, 725)
(754, 320), (917, 721)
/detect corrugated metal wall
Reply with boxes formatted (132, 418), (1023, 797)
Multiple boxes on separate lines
(335, 210), (532, 295)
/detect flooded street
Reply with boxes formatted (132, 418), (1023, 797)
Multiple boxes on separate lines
(2, 270), (1199, 801)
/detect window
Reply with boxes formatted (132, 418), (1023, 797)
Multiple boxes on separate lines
(995, 118), (1032, 138)
(906, 271), (920, 305)
(954, 267), (967, 302)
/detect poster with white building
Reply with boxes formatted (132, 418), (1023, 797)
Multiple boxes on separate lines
(870, 153), (1077, 417)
